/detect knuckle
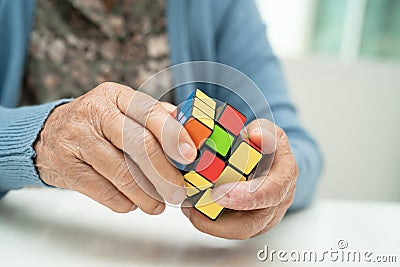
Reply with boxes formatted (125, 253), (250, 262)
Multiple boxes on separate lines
(267, 182), (287, 206)
(125, 126), (144, 147)
(150, 101), (166, 118)
(250, 193), (266, 210)
(65, 165), (89, 189)
(85, 93), (104, 110)
(113, 161), (133, 187)
(275, 185), (288, 205)
(94, 82), (128, 109)
(224, 192), (244, 209)
(245, 181), (268, 209)
(84, 102), (107, 133)
(101, 109), (120, 128)
(143, 131), (160, 159)
(278, 153), (298, 182)
(99, 186), (119, 202)
(132, 91), (155, 114)
(285, 158), (299, 180)
(125, 128), (148, 159)
(138, 91), (156, 107)
(274, 124), (286, 139)
(114, 172), (144, 201)
(97, 81), (119, 93)
(143, 99), (163, 122)
(79, 138), (103, 160)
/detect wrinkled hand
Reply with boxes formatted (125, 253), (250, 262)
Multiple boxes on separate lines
(181, 119), (298, 239)
(35, 82), (197, 214)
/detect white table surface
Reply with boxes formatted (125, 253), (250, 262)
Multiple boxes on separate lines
(0, 188), (399, 267)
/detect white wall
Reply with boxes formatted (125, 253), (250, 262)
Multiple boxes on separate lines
(282, 58), (400, 201)
(256, 1), (400, 201)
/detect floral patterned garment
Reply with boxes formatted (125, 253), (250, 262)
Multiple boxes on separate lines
(22, 0), (171, 105)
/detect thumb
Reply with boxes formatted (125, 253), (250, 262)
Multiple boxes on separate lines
(246, 119), (277, 154)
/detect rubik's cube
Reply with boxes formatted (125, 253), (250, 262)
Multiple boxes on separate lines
(176, 89), (264, 221)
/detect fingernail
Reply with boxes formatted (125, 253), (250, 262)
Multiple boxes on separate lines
(179, 142), (196, 161)
(171, 189), (186, 204)
(131, 204), (138, 211)
(251, 128), (262, 135)
(153, 203), (164, 215)
(250, 127), (277, 154)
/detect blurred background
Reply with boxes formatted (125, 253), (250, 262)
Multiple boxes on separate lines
(256, 0), (400, 201)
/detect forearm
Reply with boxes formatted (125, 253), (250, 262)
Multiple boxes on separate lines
(288, 132), (323, 210)
(0, 100), (71, 195)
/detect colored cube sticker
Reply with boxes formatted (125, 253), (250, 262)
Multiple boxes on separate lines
(229, 139), (262, 175)
(184, 171), (213, 191)
(195, 148), (225, 183)
(216, 103), (246, 136)
(215, 166), (247, 187)
(177, 89), (216, 121)
(185, 181), (200, 197)
(175, 89), (264, 221)
(194, 188), (225, 221)
(181, 116), (213, 149)
(206, 125), (234, 157)
(177, 90), (217, 149)
(193, 89), (217, 110)
(178, 99), (215, 125)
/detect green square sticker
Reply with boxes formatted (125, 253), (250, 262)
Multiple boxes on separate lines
(206, 125), (234, 156)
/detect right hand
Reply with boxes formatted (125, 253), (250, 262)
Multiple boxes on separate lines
(34, 82), (197, 214)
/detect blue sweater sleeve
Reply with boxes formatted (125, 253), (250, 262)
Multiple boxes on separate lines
(211, 0), (323, 210)
(0, 100), (71, 196)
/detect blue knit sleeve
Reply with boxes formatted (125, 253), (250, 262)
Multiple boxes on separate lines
(211, 0), (323, 210)
(0, 100), (71, 197)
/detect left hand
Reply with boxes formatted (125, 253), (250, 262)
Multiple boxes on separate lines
(181, 119), (298, 239)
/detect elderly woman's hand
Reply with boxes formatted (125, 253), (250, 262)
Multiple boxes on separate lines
(34, 82), (197, 214)
(181, 119), (298, 239)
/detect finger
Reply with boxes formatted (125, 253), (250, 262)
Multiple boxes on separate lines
(70, 163), (134, 213)
(123, 158), (165, 214)
(160, 102), (177, 116)
(259, 200), (292, 234)
(252, 182), (296, 237)
(245, 119), (277, 154)
(81, 139), (165, 215)
(258, 210), (285, 235)
(106, 83), (197, 164)
(101, 109), (187, 205)
(181, 200), (275, 240)
(211, 127), (298, 210)
(127, 122), (187, 204)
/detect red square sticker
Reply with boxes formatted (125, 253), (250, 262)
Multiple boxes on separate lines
(195, 149), (225, 182)
(219, 105), (246, 136)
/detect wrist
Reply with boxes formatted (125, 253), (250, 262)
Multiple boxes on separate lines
(33, 102), (71, 186)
